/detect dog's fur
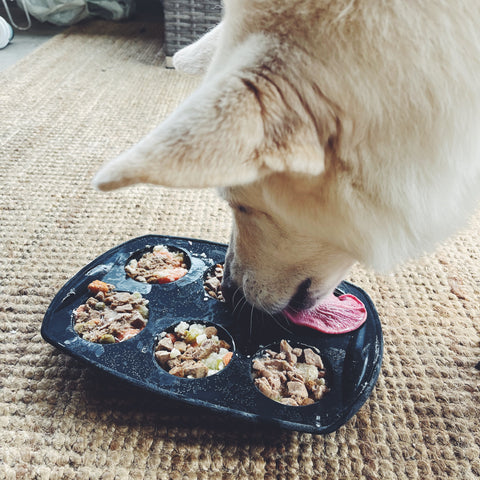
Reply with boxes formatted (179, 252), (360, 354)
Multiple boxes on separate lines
(93, 0), (480, 314)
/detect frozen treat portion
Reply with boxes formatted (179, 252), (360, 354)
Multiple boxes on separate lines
(73, 280), (149, 343)
(155, 322), (233, 378)
(252, 340), (329, 406)
(125, 245), (188, 284)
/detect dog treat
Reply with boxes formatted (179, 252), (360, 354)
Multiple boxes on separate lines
(155, 322), (233, 378)
(252, 340), (329, 406)
(125, 245), (188, 284)
(283, 292), (367, 334)
(203, 263), (224, 301)
(73, 281), (149, 343)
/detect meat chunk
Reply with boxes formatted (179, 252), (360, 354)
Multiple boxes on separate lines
(174, 341), (187, 353)
(280, 339), (293, 354)
(262, 358), (294, 372)
(287, 381), (309, 400)
(204, 326), (218, 338)
(308, 381), (329, 400)
(155, 350), (171, 366)
(252, 359), (274, 378)
(303, 348), (325, 369)
(157, 336), (174, 351)
(280, 339), (298, 365)
(113, 304), (134, 313)
(255, 377), (276, 400)
(193, 339), (218, 360)
(182, 361), (209, 378)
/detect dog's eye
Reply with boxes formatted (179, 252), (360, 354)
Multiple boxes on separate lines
(232, 204), (250, 214)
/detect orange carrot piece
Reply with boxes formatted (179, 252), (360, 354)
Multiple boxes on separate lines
(87, 280), (110, 294)
(223, 351), (233, 366)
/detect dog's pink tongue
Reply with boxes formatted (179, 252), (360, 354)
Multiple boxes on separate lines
(283, 293), (367, 334)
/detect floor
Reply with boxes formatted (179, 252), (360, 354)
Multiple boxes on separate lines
(0, 0), (162, 72)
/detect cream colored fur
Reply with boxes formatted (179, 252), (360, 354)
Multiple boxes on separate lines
(172, 23), (222, 75)
(93, 0), (480, 314)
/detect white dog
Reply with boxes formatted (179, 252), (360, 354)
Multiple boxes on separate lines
(93, 0), (480, 316)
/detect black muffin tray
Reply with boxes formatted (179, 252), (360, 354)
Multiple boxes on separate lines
(41, 235), (383, 434)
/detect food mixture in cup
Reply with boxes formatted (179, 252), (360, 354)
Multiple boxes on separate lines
(252, 339), (329, 406)
(73, 280), (149, 343)
(125, 245), (188, 284)
(203, 263), (224, 301)
(155, 322), (233, 378)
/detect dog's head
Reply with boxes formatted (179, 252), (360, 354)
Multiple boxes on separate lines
(93, 23), (361, 314)
(218, 177), (355, 313)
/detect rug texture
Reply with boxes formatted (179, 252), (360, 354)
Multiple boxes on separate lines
(0, 19), (479, 480)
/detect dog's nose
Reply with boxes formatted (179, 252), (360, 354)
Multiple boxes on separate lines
(287, 278), (313, 311)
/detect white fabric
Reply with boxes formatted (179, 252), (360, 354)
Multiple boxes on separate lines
(0, 16), (14, 49)
(15, 0), (87, 26)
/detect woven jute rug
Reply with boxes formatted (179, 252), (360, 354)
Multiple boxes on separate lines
(1, 19), (479, 480)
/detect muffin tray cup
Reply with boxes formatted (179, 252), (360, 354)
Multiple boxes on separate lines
(41, 235), (383, 434)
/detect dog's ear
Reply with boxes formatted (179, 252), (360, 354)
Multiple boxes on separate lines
(92, 72), (267, 191)
(93, 54), (332, 191)
(172, 22), (222, 75)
